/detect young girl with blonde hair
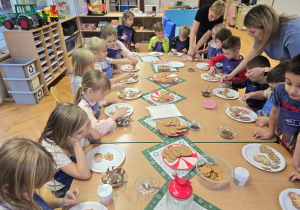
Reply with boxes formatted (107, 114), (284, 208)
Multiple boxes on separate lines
(86, 36), (133, 80)
(74, 70), (129, 136)
(0, 138), (79, 209)
(100, 23), (138, 72)
(70, 48), (96, 95)
(117, 10), (140, 50)
(38, 102), (101, 198)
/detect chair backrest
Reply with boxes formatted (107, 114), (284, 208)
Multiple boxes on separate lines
(163, 16), (171, 28)
(164, 21), (176, 46)
(50, 86), (61, 104)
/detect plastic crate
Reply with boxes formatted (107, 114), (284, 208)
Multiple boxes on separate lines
(0, 57), (36, 78)
(8, 84), (44, 104)
(4, 72), (40, 91)
(65, 35), (77, 52)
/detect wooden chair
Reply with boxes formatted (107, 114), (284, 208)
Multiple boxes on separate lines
(50, 86), (61, 104)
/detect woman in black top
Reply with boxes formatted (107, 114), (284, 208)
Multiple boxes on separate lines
(188, 0), (225, 57)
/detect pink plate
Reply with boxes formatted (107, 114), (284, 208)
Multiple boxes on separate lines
(202, 99), (217, 109)
(152, 73), (179, 84)
(157, 120), (186, 137)
(151, 90), (174, 102)
(162, 144), (198, 170)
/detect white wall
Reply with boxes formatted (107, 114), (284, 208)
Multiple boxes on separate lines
(273, 0), (300, 16)
(144, 0), (198, 14)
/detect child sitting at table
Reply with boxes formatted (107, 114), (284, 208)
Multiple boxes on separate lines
(226, 55), (270, 111)
(208, 35), (247, 82)
(70, 48), (96, 95)
(254, 54), (300, 160)
(100, 23), (138, 73)
(197, 23), (225, 60)
(243, 61), (288, 126)
(0, 138), (79, 210)
(170, 25), (190, 55)
(86, 36), (133, 80)
(38, 102), (101, 198)
(148, 22), (169, 53)
(70, 47), (127, 97)
(74, 70), (129, 136)
(117, 10), (139, 50)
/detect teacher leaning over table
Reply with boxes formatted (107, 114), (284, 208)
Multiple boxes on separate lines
(222, 5), (300, 82)
(188, 0), (225, 57)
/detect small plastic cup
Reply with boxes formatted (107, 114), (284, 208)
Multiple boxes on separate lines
(233, 167), (249, 187)
(97, 184), (113, 205)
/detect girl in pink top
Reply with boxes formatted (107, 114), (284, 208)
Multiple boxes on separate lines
(74, 70), (129, 136)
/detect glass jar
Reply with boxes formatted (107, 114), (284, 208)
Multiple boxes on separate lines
(166, 174), (193, 210)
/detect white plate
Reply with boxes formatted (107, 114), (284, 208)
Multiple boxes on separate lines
(149, 52), (163, 56)
(167, 61), (185, 68)
(121, 65), (140, 72)
(119, 76), (139, 84)
(242, 144), (286, 172)
(105, 103), (133, 117)
(70, 201), (107, 210)
(279, 188), (300, 210)
(213, 88), (239, 100)
(201, 73), (221, 82)
(86, 145), (126, 173)
(132, 52), (138, 56)
(226, 106), (258, 123)
(117, 88), (142, 99)
(168, 52), (183, 57)
(196, 63), (209, 70)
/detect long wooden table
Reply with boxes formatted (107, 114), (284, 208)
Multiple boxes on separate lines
(64, 143), (298, 210)
(100, 52), (276, 143)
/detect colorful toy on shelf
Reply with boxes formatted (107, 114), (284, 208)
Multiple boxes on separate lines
(3, 3), (44, 30)
(49, 5), (59, 22)
(38, 8), (50, 25)
(87, 0), (107, 16)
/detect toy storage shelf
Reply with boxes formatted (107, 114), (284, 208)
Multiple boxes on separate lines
(77, 13), (162, 46)
(3, 22), (71, 96)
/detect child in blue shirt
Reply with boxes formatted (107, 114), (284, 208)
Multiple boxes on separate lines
(170, 25), (190, 55)
(254, 54), (300, 160)
(226, 55), (270, 111)
(197, 23), (225, 59)
(243, 61), (288, 126)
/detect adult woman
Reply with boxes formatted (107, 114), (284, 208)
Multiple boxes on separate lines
(188, 0), (225, 57)
(223, 5), (300, 82)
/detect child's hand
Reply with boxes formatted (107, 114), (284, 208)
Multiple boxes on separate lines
(255, 116), (269, 127)
(130, 56), (138, 66)
(253, 130), (273, 140)
(208, 67), (215, 76)
(288, 173), (300, 182)
(182, 48), (187, 53)
(112, 106), (130, 120)
(105, 100), (117, 106)
(153, 40), (157, 48)
(121, 34), (127, 40)
(135, 43), (140, 48)
(119, 73), (132, 81)
(161, 37), (166, 43)
(171, 49), (177, 55)
(115, 83), (128, 91)
(242, 93), (253, 101)
(63, 188), (80, 206)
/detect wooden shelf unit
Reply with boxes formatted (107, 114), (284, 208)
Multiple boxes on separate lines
(3, 22), (71, 96)
(77, 13), (162, 46)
